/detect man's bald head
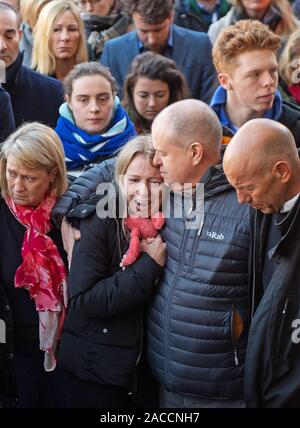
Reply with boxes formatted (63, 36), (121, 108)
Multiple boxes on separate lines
(224, 119), (298, 174)
(151, 99), (222, 187)
(152, 99), (222, 157)
(223, 119), (300, 214)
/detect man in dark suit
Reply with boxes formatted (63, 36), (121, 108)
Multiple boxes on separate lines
(100, 0), (216, 103)
(0, 2), (64, 128)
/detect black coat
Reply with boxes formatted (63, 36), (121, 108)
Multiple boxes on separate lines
(279, 102), (300, 147)
(2, 52), (64, 128)
(58, 201), (163, 392)
(0, 199), (67, 398)
(246, 196), (300, 407)
(0, 87), (15, 142)
(174, 7), (210, 33)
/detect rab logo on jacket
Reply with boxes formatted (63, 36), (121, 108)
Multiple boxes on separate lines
(291, 319), (300, 344)
(207, 231), (224, 240)
(0, 318), (6, 343)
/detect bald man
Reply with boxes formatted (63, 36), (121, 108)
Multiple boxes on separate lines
(52, 99), (252, 408)
(224, 119), (300, 214)
(224, 118), (300, 408)
(151, 99), (221, 188)
(143, 100), (252, 408)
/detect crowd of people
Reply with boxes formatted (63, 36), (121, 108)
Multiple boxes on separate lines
(1, 0), (300, 409)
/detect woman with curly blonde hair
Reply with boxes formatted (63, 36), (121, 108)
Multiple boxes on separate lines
(32, 0), (88, 80)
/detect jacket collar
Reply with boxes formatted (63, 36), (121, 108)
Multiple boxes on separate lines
(275, 194), (300, 237)
(269, 195), (300, 262)
(3, 51), (23, 94)
(210, 86), (283, 132)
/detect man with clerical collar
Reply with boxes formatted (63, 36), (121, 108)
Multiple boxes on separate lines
(224, 118), (300, 408)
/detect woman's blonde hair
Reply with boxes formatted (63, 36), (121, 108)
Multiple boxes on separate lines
(114, 135), (158, 228)
(230, 0), (299, 36)
(20, 0), (53, 29)
(32, 0), (87, 75)
(115, 134), (155, 194)
(0, 122), (68, 198)
(279, 28), (300, 86)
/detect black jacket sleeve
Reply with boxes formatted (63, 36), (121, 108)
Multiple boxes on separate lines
(279, 102), (300, 148)
(69, 212), (163, 318)
(52, 158), (115, 221)
(0, 87), (15, 142)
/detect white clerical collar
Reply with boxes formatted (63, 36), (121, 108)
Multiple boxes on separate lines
(280, 193), (300, 213)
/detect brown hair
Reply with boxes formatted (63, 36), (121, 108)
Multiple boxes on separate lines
(63, 61), (116, 97)
(122, 0), (174, 24)
(123, 51), (189, 131)
(213, 19), (281, 74)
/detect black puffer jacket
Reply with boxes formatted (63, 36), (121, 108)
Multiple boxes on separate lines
(52, 159), (115, 223)
(148, 164), (252, 399)
(58, 198), (163, 391)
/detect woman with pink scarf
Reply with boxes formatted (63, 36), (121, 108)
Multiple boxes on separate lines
(0, 122), (70, 408)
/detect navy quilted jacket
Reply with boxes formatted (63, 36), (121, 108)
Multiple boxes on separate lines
(147, 164), (252, 400)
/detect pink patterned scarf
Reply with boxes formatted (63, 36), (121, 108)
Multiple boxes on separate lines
(5, 192), (68, 371)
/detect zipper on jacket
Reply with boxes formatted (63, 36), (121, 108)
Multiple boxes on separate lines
(231, 304), (242, 366)
(164, 227), (190, 386)
(114, 218), (123, 261)
(187, 231), (201, 272)
(187, 196), (205, 272)
(276, 297), (289, 357)
(115, 219), (144, 401)
(251, 212), (260, 320)
(128, 307), (144, 402)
